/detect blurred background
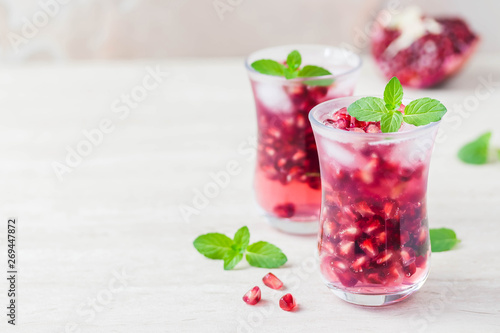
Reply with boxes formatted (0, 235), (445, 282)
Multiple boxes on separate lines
(0, 0), (498, 62)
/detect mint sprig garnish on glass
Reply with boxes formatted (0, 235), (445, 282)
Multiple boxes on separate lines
(347, 77), (448, 133)
(193, 226), (287, 270)
(251, 50), (333, 86)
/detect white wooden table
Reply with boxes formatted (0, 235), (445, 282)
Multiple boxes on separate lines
(1, 54), (499, 333)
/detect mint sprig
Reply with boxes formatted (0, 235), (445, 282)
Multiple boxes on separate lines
(251, 50), (333, 86)
(458, 131), (492, 165)
(347, 77), (447, 133)
(430, 228), (461, 252)
(193, 226), (287, 270)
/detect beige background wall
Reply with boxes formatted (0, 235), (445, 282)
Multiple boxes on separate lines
(0, 0), (497, 62)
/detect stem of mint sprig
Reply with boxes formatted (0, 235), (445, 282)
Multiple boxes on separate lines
(251, 50), (333, 86)
(347, 77), (448, 133)
(193, 226), (287, 270)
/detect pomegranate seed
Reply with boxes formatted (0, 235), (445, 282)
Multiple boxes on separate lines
(276, 157), (287, 168)
(384, 201), (399, 220)
(353, 201), (374, 217)
(273, 203), (295, 218)
(376, 231), (387, 244)
(385, 264), (404, 285)
(292, 150), (306, 161)
(365, 123), (381, 133)
(366, 272), (384, 284)
(307, 178), (321, 191)
(415, 228), (428, 245)
(376, 250), (394, 265)
(330, 259), (358, 287)
(351, 255), (368, 272)
(359, 239), (378, 258)
(335, 240), (355, 259)
(267, 127), (281, 138)
(363, 217), (383, 236)
(400, 230), (410, 245)
(415, 255), (427, 268)
(264, 147), (276, 156)
(242, 286), (261, 305)
(296, 114), (307, 129)
(262, 273), (283, 290)
(336, 118), (348, 129)
(322, 220), (338, 238)
(279, 293), (297, 311)
(338, 224), (362, 240)
(404, 263), (417, 277)
(400, 247), (416, 266)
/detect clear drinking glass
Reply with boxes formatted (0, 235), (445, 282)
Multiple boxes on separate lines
(309, 96), (440, 306)
(246, 45), (362, 234)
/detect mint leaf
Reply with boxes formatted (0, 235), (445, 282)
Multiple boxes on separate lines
(402, 97), (447, 126)
(283, 67), (299, 80)
(298, 65), (334, 86)
(233, 226), (250, 253)
(458, 132), (492, 165)
(347, 97), (387, 122)
(193, 233), (233, 259)
(430, 228), (460, 252)
(298, 65), (331, 77)
(223, 250), (244, 270)
(286, 50), (301, 71)
(246, 241), (287, 268)
(384, 77), (403, 110)
(251, 59), (285, 76)
(381, 111), (403, 133)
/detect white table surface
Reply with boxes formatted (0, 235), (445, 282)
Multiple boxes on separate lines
(1, 54), (500, 333)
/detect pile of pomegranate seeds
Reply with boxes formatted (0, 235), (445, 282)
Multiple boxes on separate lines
(279, 294), (297, 311)
(262, 273), (283, 290)
(242, 273), (296, 311)
(242, 286), (261, 305)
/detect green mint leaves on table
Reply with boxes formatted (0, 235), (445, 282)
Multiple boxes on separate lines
(458, 131), (492, 165)
(429, 228), (461, 252)
(193, 226), (287, 270)
(251, 50), (333, 86)
(347, 77), (448, 133)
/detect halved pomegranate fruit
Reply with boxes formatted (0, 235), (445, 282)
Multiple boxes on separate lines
(371, 6), (479, 88)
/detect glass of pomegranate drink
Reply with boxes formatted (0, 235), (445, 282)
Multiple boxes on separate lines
(246, 45), (362, 234)
(309, 80), (446, 305)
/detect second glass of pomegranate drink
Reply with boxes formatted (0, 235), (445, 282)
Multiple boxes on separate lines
(309, 81), (446, 305)
(246, 45), (362, 234)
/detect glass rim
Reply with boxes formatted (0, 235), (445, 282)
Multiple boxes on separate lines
(244, 44), (363, 82)
(308, 96), (442, 140)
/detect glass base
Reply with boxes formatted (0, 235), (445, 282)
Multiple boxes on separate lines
(328, 280), (426, 306)
(265, 214), (318, 235)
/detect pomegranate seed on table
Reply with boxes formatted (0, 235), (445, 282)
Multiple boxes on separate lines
(262, 273), (283, 290)
(242, 286), (261, 305)
(279, 293), (297, 311)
